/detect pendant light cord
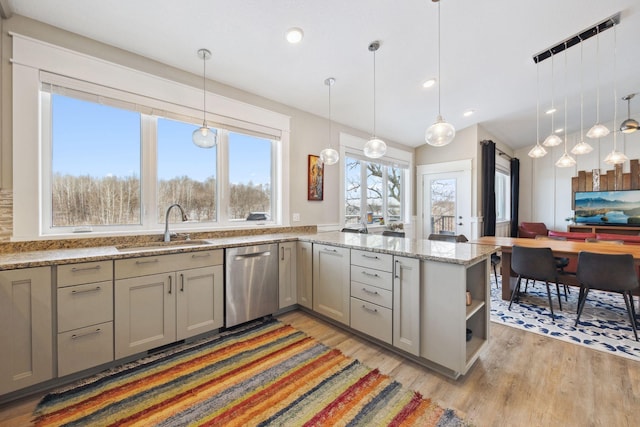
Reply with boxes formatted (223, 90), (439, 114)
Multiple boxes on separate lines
(580, 42), (584, 136)
(536, 61), (540, 143)
(595, 30), (600, 123)
(437, 0), (441, 116)
(328, 79), (333, 148)
(613, 23), (618, 150)
(563, 43), (568, 154)
(202, 53), (207, 125)
(550, 54), (555, 132)
(372, 48), (377, 137)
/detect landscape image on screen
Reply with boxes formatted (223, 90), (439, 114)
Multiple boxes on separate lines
(575, 190), (640, 225)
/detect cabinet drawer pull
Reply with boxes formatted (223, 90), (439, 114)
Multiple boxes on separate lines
(71, 286), (101, 295)
(135, 259), (159, 265)
(362, 254), (380, 260)
(71, 265), (101, 273)
(362, 305), (378, 314)
(180, 273), (185, 292)
(323, 248), (338, 253)
(395, 259), (400, 279)
(361, 270), (380, 278)
(71, 328), (101, 340)
(191, 252), (211, 259)
(362, 287), (379, 295)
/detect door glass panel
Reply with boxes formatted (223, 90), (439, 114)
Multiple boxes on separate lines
(430, 178), (456, 234)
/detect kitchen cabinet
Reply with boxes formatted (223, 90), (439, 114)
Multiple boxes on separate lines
(278, 241), (297, 309)
(296, 241), (313, 309)
(114, 250), (223, 359)
(392, 256), (420, 356)
(313, 243), (350, 325)
(0, 267), (53, 395)
(420, 258), (489, 377)
(57, 261), (114, 377)
(350, 249), (393, 344)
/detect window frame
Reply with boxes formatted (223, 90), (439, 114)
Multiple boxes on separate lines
(12, 33), (290, 240)
(339, 133), (412, 229)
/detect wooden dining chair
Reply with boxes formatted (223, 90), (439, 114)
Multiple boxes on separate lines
(575, 251), (639, 341)
(509, 245), (563, 320)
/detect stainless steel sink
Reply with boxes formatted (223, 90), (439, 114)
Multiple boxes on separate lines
(115, 240), (211, 252)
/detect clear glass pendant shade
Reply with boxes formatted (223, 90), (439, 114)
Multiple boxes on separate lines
(542, 134), (562, 147)
(586, 123), (610, 139)
(425, 115), (455, 147)
(364, 137), (387, 159)
(555, 151), (576, 168)
(192, 124), (217, 148)
(603, 149), (628, 165)
(570, 140), (593, 155)
(319, 148), (340, 165)
(528, 143), (547, 158)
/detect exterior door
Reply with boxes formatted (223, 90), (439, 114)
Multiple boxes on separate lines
(418, 160), (472, 239)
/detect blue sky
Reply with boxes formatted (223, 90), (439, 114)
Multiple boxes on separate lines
(52, 95), (271, 184)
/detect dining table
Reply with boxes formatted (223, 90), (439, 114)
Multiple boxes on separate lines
(472, 236), (640, 300)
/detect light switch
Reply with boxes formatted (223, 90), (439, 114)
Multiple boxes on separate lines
(292, 213), (300, 222)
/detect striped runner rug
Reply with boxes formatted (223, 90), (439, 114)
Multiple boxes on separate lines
(33, 318), (466, 426)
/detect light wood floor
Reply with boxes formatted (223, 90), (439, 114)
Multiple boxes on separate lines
(1, 310), (639, 427)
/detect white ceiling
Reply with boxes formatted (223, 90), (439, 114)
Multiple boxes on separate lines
(5, 0), (640, 150)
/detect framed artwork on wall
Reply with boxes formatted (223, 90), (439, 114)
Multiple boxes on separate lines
(308, 154), (324, 201)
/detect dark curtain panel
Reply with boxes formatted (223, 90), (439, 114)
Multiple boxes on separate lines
(510, 158), (520, 237)
(481, 140), (496, 236)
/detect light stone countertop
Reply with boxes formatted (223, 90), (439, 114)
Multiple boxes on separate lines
(0, 231), (498, 271)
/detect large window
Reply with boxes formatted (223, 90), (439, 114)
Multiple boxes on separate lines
(344, 155), (407, 226)
(43, 90), (277, 234)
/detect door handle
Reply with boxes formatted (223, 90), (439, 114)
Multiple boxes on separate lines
(180, 273), (184, 292)
(168, 275), (172, 294)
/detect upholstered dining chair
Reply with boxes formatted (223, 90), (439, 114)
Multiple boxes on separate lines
(509, 245), (564, 320)
(529, 235), (571, 300)
(575, 251), (639, 341)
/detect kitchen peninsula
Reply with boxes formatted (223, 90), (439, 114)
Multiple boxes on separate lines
(0, 230), (497, 402)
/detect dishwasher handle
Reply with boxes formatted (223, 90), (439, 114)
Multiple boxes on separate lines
(234, 251), (272, 260)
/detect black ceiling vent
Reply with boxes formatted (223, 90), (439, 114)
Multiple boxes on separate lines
(533, 12), (621, 64)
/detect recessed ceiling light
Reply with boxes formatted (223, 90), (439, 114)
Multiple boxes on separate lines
(545, 108), (557, 115)
(463, 110), (475, 117)
(286, 27), (304, 44)
(422, 78), (436, 88)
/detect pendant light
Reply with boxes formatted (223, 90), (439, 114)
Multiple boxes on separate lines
(571, 41), (593, 155)
(192, 48), (217, 149)
(319, 77), (340, 165)
(543, 54), (562, 147)
(604, 23), (628, 165)
(528, 60), (548, 158)
(586, 29), (610, 139)
(363, 41), (387, 159)
(556, 46), (576, 168)
(425, 0), (455, 147)
(620, 93), (639, 134)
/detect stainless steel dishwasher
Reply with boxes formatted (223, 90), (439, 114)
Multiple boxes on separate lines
(225, 243), (278, 327)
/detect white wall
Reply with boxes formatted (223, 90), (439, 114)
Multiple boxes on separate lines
(515, 120), (640, 231)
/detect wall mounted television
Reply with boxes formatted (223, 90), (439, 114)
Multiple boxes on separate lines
(574, 190), (640, 226)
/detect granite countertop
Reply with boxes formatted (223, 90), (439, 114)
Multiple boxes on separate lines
(301, 232), (498, 266)
(0, 231), (498, 270)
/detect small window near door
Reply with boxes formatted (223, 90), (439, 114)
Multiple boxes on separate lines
(495, 169), (511, 222)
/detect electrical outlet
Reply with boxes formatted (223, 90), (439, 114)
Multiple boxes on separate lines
(292, 213), (300, 222)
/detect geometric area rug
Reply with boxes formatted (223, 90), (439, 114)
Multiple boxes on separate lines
(33, 318), (466, 426)
(490, 278), (640, 362)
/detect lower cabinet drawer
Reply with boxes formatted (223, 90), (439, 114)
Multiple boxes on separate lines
(57, 281), (113, 333)
(58, 321), (114, 377)
(350, 298), (392, 344)
(350, 282), (392, 309)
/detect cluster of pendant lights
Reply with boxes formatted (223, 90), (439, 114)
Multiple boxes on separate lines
(528, 21), (637, 167)
(319, 0), (454, 164)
